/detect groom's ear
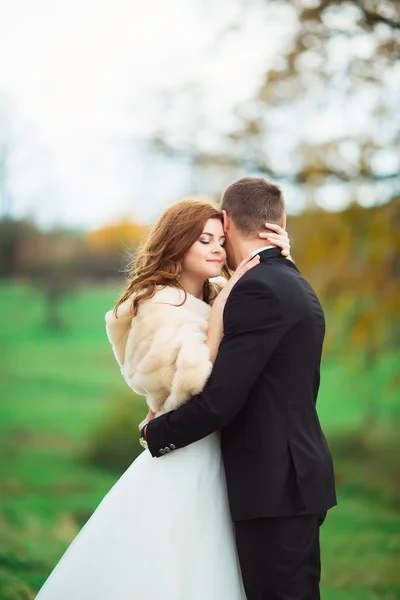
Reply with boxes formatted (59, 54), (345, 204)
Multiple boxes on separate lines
(222, 210), (229, 233)
(282, 214), (287, 230)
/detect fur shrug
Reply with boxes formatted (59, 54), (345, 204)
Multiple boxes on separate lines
(105, 286), (213, 415)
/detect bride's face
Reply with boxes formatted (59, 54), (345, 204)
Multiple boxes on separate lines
(181, 218), (226, 280)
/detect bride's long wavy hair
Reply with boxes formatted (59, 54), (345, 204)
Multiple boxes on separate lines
(114, 198), (229, 317)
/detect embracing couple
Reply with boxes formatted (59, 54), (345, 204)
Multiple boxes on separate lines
(36, 177), (336, 600)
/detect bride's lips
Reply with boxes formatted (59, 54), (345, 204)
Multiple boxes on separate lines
(207, 259), (223, 263)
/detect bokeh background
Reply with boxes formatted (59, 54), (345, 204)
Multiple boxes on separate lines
(0, 1), (399, 598)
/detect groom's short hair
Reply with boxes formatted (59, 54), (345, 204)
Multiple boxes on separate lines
(221, 177), (285, 236)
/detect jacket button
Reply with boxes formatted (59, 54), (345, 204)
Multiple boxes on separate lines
(164, 447), (171, 453)
(159, 448), (165, 455)
(170, 444), (176, 450)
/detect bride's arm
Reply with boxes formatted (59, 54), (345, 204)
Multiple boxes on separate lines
(205, 254), (260, 363)
(204, 299), (225, 364)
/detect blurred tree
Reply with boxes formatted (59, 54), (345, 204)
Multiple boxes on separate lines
(0, 218), (38, 277)
(290, 195), (399, 346)
(0, 217), (148, 330)
(18, 228), (83, 330)
(229, 0), (399, 189)
(87, 218), (147, 255)
(289, 194), (400, 421)
(85, 218), (148, 280)
(150, 0), (399, 207)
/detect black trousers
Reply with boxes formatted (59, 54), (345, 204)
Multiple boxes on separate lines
(235, 514), (326, 600)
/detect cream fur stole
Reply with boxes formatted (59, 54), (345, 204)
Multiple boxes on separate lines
(105, 286), (214, 415)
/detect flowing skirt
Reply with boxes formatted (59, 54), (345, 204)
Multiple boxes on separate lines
(35, 432), (245, 599)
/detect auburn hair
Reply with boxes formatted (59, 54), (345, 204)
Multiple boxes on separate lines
(114, 198), (229, 317)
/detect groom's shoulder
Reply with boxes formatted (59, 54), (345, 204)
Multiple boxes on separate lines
(240, 259), (305, 296)
(233, 266), (278, 298)
(258, 259), (322, 308)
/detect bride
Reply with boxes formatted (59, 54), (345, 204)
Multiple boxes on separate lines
(35, 198), (290, 599)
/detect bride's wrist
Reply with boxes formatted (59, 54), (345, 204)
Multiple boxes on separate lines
(215, 290), (229, 308)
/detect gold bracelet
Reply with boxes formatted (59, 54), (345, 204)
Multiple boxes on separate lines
(139, 436), (148, 449)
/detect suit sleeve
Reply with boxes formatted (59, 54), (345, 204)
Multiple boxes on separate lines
(146, 277), (285, 457)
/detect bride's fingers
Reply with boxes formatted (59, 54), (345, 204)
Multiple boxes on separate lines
(244, 255), (260, 270)
(236, 255), (260, 277)
(259, 232), (290, 256)
(236, 252), (259, 272)
(259, 232), (288, 245)
(262, 222), (287, 236)
(259, 232), (284, 240)
(258, 232), (289, 241)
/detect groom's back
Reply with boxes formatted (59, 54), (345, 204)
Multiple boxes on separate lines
(221, 250), (336, 520)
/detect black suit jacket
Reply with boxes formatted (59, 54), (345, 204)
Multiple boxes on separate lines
(146, 248), (337, 520)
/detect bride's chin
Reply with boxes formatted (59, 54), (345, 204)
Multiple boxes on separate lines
(207, 269), (223, 279)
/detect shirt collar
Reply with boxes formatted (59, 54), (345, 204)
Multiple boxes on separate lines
(251, 245), (275, 258)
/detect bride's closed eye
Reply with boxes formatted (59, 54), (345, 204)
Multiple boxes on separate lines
(199, 238), (225, 247)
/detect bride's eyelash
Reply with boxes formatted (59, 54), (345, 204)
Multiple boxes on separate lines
(200, 239), (225, 247)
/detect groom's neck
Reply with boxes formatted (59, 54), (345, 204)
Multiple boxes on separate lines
(233, 239), (271, 267)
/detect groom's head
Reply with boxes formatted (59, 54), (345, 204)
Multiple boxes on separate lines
(221, 177), (286, 269)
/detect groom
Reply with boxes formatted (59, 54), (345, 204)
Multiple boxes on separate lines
(141, 177), (336, 600)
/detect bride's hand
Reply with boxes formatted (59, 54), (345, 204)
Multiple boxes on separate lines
(217, 253), (260, 305)
(259, 223), (290, 257)
(138, 409), (156, 432)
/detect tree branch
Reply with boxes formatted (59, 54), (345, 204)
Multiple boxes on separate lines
(300, 0), (400, 31)
(360, 6), (400, 30)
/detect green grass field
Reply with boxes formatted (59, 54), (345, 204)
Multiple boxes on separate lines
(0, 283), (399, 599)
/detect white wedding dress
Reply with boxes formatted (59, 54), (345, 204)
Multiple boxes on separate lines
(35, 432), (246, 599)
